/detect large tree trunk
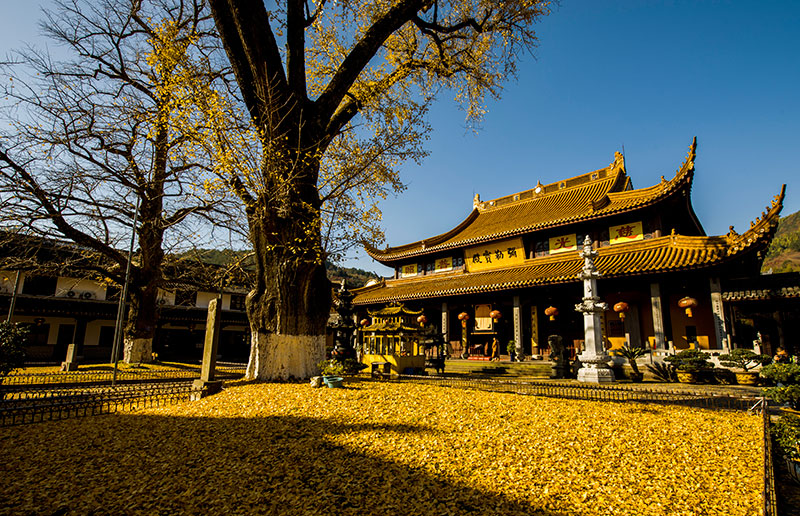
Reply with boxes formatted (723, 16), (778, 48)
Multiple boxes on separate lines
(244, 163), (331, 380)
(122, 200), (165, 365)
(123, 285), (158, 364)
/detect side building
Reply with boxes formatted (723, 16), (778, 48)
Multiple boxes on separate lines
(353, 139), (790, 359)
(0, 240), (250, 363)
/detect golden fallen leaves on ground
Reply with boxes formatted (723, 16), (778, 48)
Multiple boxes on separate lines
(0, 381), (761, 515)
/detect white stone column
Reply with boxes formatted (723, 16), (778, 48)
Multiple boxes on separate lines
(513, 296), (524, 360)
(709, 277), (728, 351)
(441, 302), (448, 342)
(650, 282), (665, 350)
(575, 236), (614, 383)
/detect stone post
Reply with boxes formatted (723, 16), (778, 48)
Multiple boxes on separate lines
(650, 282), (665, 350)
(709, 277), (729, 351)
(192, 297), (223, 399)
(60, 344), (79, 372)
(575, 236), (614, 383)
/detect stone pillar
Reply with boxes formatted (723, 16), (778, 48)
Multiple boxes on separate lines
(709, 277), (729, 351)
(650, 282), (665, 350)
(575, 236), (614, 383)
(192, 298), (223, 399)
(441, 302), (448, 342)
(60, 344), (79, 371)
(530, 306), (539, 356)
(513, 296), (523, 360)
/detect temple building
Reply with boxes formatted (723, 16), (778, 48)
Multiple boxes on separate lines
(353, 139), (789, 359)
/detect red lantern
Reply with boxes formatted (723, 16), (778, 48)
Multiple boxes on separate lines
(678, 297), (698, 318)
(360, 318), (370, 327)
(489, 310), (502, 322)
(613, 302), (630, 321)
(544, 306), (558, 321)
(458, 312), (470, 328)
(417, 314), (427, 327)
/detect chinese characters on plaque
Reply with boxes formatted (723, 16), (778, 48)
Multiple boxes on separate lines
(465, 237), (525, 272)
(548, 234), (577, 255)
(609, 221), (643, 245)
(434, 257), (453, 273)
(401, 263), (419, 278)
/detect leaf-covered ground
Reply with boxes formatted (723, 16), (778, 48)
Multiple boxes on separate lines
(0, 381), (761, 515)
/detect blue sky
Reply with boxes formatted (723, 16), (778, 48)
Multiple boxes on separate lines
(2, 1), (798, 276)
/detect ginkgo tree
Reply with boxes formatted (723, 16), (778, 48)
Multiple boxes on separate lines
(194, 0), (551, 379)
(0, 0), (242, 363)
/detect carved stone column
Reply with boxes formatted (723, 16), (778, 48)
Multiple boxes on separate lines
(575, 236), (614, 383)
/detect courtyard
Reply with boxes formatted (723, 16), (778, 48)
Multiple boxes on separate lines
(1, 381), (762, 515)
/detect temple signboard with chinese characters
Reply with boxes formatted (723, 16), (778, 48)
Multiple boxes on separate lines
(609, 221), (643, 245)
(434, 257), (453, 273)
(401, 264), (419, 278)
(548, 234), (577, 255)
(465, 238), (525, 272)
(357, 139), (787, 359)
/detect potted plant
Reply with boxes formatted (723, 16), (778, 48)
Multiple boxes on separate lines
(664, 349), (713, 383)
(506, 340), (516, 362)
(318, 359), (345, 388)
(761, 363), (800, 411)
(771, 414), (800, 485)
(718, 348), (771, 385)
(616, 345), (647, 382)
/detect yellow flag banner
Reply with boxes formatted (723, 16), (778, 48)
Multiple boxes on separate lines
(609, 221), (643, 245)
(465, 238), (525, 272)
(401, 264), (418, 278)
(549, 234), (577, 254)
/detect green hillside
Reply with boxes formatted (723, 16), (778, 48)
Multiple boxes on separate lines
(762, 209), (800, 273)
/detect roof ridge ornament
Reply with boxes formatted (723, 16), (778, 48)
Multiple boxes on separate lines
(473, 193), (481, 208)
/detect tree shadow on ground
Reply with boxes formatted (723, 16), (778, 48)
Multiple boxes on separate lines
(0, 410), (565, 516)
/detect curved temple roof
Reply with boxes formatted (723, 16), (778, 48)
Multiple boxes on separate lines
(365, 139), (699, 264)
(353, 184), (785, 306)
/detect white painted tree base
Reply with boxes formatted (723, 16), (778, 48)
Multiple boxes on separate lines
(246, 332), (325, 380)
(124, 337), (153, 364)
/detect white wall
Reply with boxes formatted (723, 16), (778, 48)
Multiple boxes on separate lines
(55, 277), (107, 300)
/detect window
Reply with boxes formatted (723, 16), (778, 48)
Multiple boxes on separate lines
(21, 276), (57, 296)
(230, 295), (246, 311)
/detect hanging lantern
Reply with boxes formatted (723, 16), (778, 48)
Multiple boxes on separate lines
(613, 302), (630, 321)
(360, 318), (370, 327)
(544, 306), (559, 321)
(678, 297), (698, 318)
(417, 314), (427, 327)
(458, 312), (470, 328)
(489, 310), (502, 323)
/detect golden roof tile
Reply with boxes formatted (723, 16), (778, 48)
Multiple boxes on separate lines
(366, 139), (699, 264)
(353, 183), (784, 306)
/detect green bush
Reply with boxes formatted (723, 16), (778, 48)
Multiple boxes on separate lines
(0, 321), (28, 379)
(718, 348), (771, 372)
(646, 361), (678, 382)
(771, 414), (800, 460)
(664, 349), (713, 372)
(761, 363), (800, 410)
(760, 363), (800, 385)
(318, 359), (345, 377)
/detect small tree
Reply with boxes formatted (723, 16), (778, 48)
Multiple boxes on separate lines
(718, 348), (772, 372)
(0, 321), (28, 379)
(761, 363), (800, 410)
(617, 345), (647, 377)
(664, 349), (714, 372)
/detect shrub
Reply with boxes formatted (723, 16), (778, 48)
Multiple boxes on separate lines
(318, 359), (345, 377)
(0, 321), (27, 379)
(718, 348), (771, 371)
(647, 361), (678, 382)
(771, 414), (800, 460)
(760, 363), (800, 385)
(761, 363), (800, 410)
(616, 345), (647, 375)
(664, 349), (714, 372)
